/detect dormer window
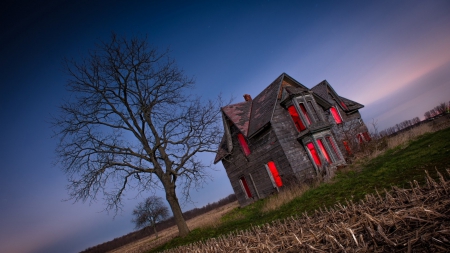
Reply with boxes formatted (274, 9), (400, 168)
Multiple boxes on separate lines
(237, 133), (251, 156)
(299, 103), (311, 124)
(287, 96), (322, 132)
(288, 105), (306, 131)
(330, 107), (342, 124)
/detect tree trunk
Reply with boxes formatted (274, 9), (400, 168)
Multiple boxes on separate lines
(152, 221), (158, 239)
(164, 181), (190, 237)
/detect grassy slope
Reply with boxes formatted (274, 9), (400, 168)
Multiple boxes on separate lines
(150, 127), (450, 252)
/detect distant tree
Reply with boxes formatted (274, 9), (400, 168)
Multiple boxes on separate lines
(52, 34), (224, 237)
(434, 102), (447, 115)
(430, 108), (437, 117)
(132, 196), (169, 238)
(424, 111), (431, 119)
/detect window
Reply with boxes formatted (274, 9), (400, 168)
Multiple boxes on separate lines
(340, 101), (348, 110)
(357, 133), (364, 144)
(343, 140), (352, 155)
(237, 133), (251, 156)
(307, 101), (319, 122)
(326, 136), (341, 160)
(362, 132), (371, 141)
(306, 142), (321, 166)
(288, 105), (306, 131)
(317, 139), (331, 163)
(266, 161), (283, 187)
(239, 177), (252, 198)
(299, 103), (311, 124)
(330, 107), (342, 124)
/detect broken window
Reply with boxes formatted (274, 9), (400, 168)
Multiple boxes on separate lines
(239, 176), (252, 198)
(317, 139), (331, 163)
(237, 133), (251, 156)
(357, 133), (364, 144)
(306, 142), (322, 166)
(299, 103), (312, 125)
(265, 161), (283, 187)
(326, 136), (341, 160)
(288, 105), (306, 131)
(330, 107), (342, 124)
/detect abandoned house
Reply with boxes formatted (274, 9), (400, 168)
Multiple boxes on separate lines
(214, 73), (371, 207)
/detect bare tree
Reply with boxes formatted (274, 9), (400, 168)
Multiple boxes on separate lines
(434, 102), (447, 115)
(52, 34), (223, 237)
(132, 196), (169, 238)
(424, 111), (431, 119)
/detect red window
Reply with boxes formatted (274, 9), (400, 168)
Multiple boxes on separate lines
(238, 133), (251, 156)
(357, 133), (364, 144)
(326, 136), (341, 160)
(299, 103), (311, 124)
(340, 101), (348, 110)
(317, 139), (331, 163)
(343, 141), (352, 155)
(239, 177), (252, 198)
(288, 105), (306, 131)
(267, 161), (283, 187)
(363, 132), (371, 141)
(330, 107), (342, 124)
(306, 142), (321, 166)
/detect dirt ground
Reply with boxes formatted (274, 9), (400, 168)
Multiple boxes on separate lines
(108, 201), (239, 253)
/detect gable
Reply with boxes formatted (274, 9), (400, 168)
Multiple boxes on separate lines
(311, 80), (364, 112)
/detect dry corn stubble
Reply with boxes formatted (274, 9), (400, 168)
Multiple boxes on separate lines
(164, 169), (450, 253)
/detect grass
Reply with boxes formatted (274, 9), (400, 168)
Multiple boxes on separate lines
(149, 126), (450, 252)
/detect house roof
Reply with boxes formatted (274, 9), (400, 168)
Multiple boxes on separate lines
(311, 80), (364, 111)
(214, 73), (364, 163)
(222, 100), (252, 136)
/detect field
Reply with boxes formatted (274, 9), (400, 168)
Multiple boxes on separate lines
(106, 118), (450, 253)
(108, 201), (239, 253)
(162, 170), (450, 252)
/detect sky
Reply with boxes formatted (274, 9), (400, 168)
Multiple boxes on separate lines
(1, 1), (449, 252)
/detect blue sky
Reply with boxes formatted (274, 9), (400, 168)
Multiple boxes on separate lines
(1, 1), (449, 252)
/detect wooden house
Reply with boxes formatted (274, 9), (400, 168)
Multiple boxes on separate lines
(214, 73), (370, 206)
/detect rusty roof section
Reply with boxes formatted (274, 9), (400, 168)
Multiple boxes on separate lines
(222, 100), (252, 136)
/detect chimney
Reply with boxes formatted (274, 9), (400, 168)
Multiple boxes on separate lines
(243, 94), (252, 101)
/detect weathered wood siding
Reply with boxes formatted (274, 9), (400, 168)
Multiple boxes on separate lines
(325, 104), (369, 156)
(270, 103), (317, 183)
(221, 124), (292, 206)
